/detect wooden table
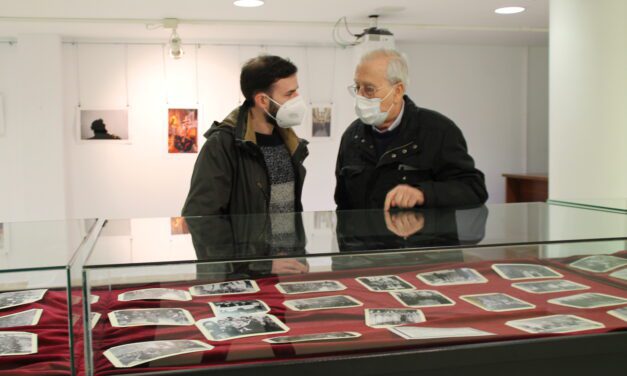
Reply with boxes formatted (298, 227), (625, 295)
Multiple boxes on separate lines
(502, 173), (548, 203)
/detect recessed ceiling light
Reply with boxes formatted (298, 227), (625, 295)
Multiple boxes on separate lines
(495, 6), (526, 15)
(234, 0), (265, 7)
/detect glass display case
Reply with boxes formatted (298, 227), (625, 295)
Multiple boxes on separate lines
(0, 219), (98, 375)
(81, 203), (627, 375)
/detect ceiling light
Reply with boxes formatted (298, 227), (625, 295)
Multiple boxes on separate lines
(234, 0), (265, 7)
(168, 28), (184, 59)
(495, 6), (526, 14)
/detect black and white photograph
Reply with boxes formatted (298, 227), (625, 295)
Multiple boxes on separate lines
(491, 263), (562, 280)
(103, 340), (213, 368)
(548, 292), (627, 309)
(189, 280), (259, 296)
(283, 295), (363, 312)
(390, 290), (455, 308)
(389, 326), (494, 340)
(356, 275), (415, 292)
(607, 307), (627, 322)
(311, 105), (331, 138)
(609, 268), (627, 281)
(264, 331), (361, 344)
(118, 288), (191, 302)
(417, 268), (487, 286)
(209, 300), (270, 316)
(506, 314), (604, 334)
(108, 308), (195, 327)
(0, 309), (42, 328)
(365, 308), (425, 328)
(461, 293), (535, 312)
(79, 108), (129, 141)
(0, 332), (37, 356)
(90, 312), (101, 329)
(196, 314), (289, 341)
(275, 280), (346, 294)
(569, 255), (627, 273)
(0, 289), (47, 310)
(512, 279), (590, 294)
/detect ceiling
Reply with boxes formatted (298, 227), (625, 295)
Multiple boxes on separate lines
(0, 0), (549, 45)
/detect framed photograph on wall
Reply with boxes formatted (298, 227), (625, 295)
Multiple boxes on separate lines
(0, 93), (5, 137)
(0, 223), (8, 255)
(168, 107), (198, 154)
(311, 103), (332, 139)
(77, 108), (130, 143)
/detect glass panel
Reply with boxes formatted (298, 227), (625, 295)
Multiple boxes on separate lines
(85, 203), (627, 267)
(0, 219), (95, 375)
(83, 238), (627, 375)
(548, 198), (627, 214)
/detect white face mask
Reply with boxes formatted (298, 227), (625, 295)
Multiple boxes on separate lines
(264, 95), (307, 128)
(354, 87), (395, 127)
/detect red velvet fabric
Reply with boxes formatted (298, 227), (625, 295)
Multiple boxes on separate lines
(83, 255), (627, 375)
(0, 290), (71, 375)
(3, 255), (626, 376)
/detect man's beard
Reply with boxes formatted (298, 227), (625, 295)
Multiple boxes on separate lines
(264, 100), (280, 127)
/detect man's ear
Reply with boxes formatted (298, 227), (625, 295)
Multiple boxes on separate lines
(253, 92), (268, 109)
(395, 83), (406, 99)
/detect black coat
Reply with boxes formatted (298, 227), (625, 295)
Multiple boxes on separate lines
(182, 103), (309, 217)
(335, 96), (488, 209)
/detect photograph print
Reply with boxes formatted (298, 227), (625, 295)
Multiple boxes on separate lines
(189, 280), (259, 297)
(275, 280), (346, 294)
(104, 340), (213, 368)
(0, 309), (42, 328)
(196, 314), (289, 341)
(108, 308), (195, 327)
(491, 264), (562, 280)
(390, 290), (455, 308)
(209, 299), (270, 317)
(506, 314), (604, 334)
(0, 332), (37, 356)
(365, 308), (425, 328)
(569, 255), (627, 273)
(389, 326), (494, 340)
(79, 109), (128, 141)
(168, 108), (198, 153)
(311, 105), (331, 138)
(117, 288), (191, 302)
(417, 268), (487, 286)
(511, 280), (590, 294)
(356, 275), (415, 292)
(264, 331), (361, 344)
(283, 295), (363, 312)
(548, 293), (627, 309)
(607, 307), (627, 322)
(0, 289), (47, 310)
(461, 293), (535, 312)
(609, 268), (627, 281)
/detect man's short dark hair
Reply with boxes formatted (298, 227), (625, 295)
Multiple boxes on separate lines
(240, 55), (297, 104)
(91, 119), (105, 132)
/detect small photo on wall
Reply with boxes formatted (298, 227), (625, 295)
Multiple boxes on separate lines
(168, 108), (198, 153)
(0, 223), (6, 254)
(311, 105), (331, 138)
(79, 109), (129, 141)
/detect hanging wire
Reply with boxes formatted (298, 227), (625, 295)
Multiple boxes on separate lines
(194, 44), (200, 105)
(330, 47), (337, 105)
(161, 44), (169, 104)
(332, 16), (362, 48)
(74, 42), (81, 108)
(124, 44), (130, 107)
(303, 46), (313, 104)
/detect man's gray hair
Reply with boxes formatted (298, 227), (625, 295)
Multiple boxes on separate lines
(358, 49), (410, 87)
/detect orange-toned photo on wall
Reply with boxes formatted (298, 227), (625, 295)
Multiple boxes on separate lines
(168, 108), (198, 153)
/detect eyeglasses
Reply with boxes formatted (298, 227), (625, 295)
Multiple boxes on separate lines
(347, 83), (384, 98)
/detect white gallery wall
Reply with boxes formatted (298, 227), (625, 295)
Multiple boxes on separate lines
(0, 37), (548, 221)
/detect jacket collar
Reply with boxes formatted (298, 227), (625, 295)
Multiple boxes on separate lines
(207, 103), (304, 157)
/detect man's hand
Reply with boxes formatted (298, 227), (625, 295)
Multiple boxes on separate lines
(384, 211), (425, 238)
(271, 258), (308, 275)
(384, 184), (425, 210)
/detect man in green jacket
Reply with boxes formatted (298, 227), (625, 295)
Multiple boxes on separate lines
(183, 55), (309, 217)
